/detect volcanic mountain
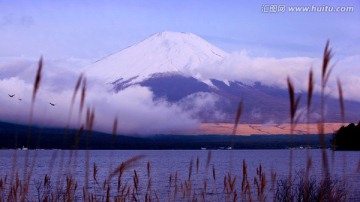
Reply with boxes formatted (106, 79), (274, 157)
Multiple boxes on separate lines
(86, 31), (227, 85)
(86, 31), (360, 124)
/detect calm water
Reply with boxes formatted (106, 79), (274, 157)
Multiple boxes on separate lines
(0, 149), (359, 200)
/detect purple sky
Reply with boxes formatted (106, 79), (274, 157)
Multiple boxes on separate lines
(0, 0), (359, 59)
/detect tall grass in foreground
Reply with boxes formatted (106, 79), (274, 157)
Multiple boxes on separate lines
(0, 41), (358, 201)
(286, 77), (301, 202)
(275, 40), (357, 202)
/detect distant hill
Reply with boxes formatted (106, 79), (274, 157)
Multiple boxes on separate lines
(333, 122), (360, 150)
(0, 121), (332, 150)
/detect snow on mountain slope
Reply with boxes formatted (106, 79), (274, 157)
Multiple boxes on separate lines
(86, 31), (228, 84)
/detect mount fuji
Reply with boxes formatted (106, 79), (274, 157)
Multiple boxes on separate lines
(86, 31), (360, 124)
(86, 31), (227, 86)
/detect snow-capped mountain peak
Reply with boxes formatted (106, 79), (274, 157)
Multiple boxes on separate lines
(86, 31), (228, 84)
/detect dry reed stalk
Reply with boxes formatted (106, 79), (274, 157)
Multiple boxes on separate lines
(337, 79), (345, 124)
(133, 170), (139, 192)
(180, 182), (184, 197)
(331, 79), (345, 172)
(241, 160), (252, 201)
(241, 160), (247, 193)
(107, 117), (118, 182)
(287, 76), (301, 200)
(184, 180), (192, 199)
(287, 77), (301, 127)
(93, 163), (99, 186)
(168, 174), (172, 188)
(47, 149), (58, 180)
(270, 169), (277, 196)
(173, 170), (178, 200)
(205, 150), (212, 172)
(155, 191), (160, 202)
(65, 73), (84, 135)
(85, 107), (95, 134)
(80, 77), (87, 111)
(132, 189), (137, 201)
(69, 77), (88, 181)
(228, 173), (237, 193)
(112, 116), (118, 148)
(119, 181), (127, 195)
(188, 159), (193, 181)
(9, 150), (18, 194)
(232, 100), (243, 135)
(146, 161), (152, 198)
(21, 56), (44, 201)
(196, 156), (199, 175)
(304, 155), (312, 200)
(27, 56), (43, 147)
(74, 125), (84, 148)
(233, 191), (238, 202)
(103, 179), (107, 190)
(71, 74), (83, 109)
(66, 176), (77, 201)
(203, 179), (207, 193)
(306, 69), (314, 134)
(147, 161), (151, 178)
(304, 69), (314, 202)
(61, 73), (84, 170)
(147, 178), (152, 193)
(319, 40), (334, 178)
(78, 77), (87, 124)
(57, 79), (85, 195)
(105, 183), (110, 202)
(212, 165), (216, 181)
(55, 152), (67, 198)
(31, 56), (43, 105)
(83, 107), (95, 200)
(254, 164), (266, 201)
(321, 41), (334, 88)
(224, 175), (228, 194)
(109, 155), (145, 180)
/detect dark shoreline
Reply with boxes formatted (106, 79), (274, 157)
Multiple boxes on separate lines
(0, 121), (334, 150)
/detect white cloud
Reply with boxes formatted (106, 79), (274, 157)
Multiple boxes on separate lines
(190, 51), (360, 101)
(0, 58), (201, 134)
(86, 85), (199, 134)
(177, 92), (226, 121)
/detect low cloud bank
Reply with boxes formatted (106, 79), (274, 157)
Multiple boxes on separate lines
(0, 58), (201, 134)
(187, 51), (360, 101)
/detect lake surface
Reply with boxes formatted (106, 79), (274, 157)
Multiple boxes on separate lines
(0, 149), (359, 201)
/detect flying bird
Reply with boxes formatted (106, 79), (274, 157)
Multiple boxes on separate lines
(49, 102), (55, 106)
(18, 98), (22, 101)
(8, 94), (15, 98)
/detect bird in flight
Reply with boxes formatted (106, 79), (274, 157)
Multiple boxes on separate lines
(8, 94), (15, 98)
(18, 98), (22, 101)
(49, 103), (55, 106)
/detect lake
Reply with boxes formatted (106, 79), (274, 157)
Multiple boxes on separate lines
(0, 149), (359, 201)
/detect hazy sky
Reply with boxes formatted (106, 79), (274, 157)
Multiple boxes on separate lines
(0, 0), (359, 60)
